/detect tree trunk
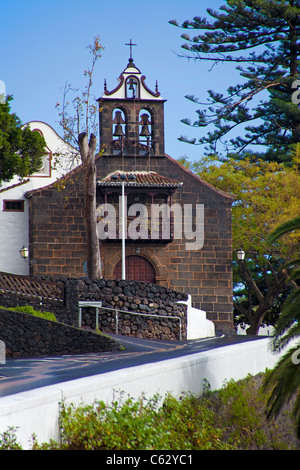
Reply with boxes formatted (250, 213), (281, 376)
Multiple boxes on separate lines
(237, 259), (293, 335)
(245, 303), (272, 336)
(78, 132), (102, 279)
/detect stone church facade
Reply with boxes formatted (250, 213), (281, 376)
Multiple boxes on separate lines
(26, 56), (234, 333)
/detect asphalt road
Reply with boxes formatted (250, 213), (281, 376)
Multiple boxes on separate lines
(0, 333), (267, 398)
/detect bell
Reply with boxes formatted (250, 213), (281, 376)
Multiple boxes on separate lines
(113, 110), (125, 124)
(140, 124), (150, 137)
(113, 123), (125, 137)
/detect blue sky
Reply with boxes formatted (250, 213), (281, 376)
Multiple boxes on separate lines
(1, 0), (236, 162)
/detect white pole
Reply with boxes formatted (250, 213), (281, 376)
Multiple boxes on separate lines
(121, 181), (126, 279)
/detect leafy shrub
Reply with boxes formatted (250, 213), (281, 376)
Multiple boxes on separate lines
(159, 392), (233, 450)
(34, 392), (234, 451)
(0, 305), (57, 321)
(202, 374), (299, 450)
(0, 428), (22, 450)
(35, 394), (170, 450)
(3, 374), (299, 450)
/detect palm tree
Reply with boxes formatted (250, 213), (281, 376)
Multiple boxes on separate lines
(264, 216), (300, 437)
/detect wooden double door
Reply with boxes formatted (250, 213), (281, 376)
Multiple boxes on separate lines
(113, 255), (156, 283)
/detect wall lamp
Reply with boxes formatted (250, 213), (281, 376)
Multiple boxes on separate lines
(19, 246), (29, 259)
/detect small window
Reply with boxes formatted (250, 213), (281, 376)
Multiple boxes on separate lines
(3, 200), (25, 212)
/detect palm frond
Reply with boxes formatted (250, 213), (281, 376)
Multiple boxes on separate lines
(264, 343), (300, 422)
(267, 216), (300, 246)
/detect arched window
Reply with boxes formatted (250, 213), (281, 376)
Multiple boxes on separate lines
(112, 108), (126, 154)
(125, 76), (139, 99)
(139, 109), (152, 155)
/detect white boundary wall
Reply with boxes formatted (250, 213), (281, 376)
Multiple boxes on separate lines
(0, 337), (285, 449)
(179, 296), (215, 339)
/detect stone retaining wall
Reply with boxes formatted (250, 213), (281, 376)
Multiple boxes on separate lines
(77, 279), (188, 340)
(0, 274), (188, 342)
(0, 309), (122, 358)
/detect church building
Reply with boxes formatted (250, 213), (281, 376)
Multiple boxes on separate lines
(24, 50), (234, 333)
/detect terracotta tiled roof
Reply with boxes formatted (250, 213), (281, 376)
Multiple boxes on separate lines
(97, 171), (183, 188)
(0, 178), (30, 193)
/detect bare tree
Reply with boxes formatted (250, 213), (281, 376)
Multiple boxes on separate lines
(56, 36), (104, 279)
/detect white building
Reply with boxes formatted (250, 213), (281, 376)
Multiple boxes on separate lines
(0, 121), (79, 275)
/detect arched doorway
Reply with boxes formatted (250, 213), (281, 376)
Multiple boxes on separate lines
(113, 255), (156, 283)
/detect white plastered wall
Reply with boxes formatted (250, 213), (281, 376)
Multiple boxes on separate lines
(0, 122), (79, 275)
(0, 337), (289, 449)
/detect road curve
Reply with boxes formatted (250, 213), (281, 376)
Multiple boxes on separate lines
(0, 333), (266, 398)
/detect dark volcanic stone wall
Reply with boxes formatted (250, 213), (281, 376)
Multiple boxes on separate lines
(0, 276), (188, 343)
(77, 278), (188, 340)
(0, 308), (122, 358)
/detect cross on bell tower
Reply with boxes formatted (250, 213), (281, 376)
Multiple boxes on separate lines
(98, 45), (166, 158)
(125, 39), (137, 64)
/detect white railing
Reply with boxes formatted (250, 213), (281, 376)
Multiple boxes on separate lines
(78, 302), (183, 341)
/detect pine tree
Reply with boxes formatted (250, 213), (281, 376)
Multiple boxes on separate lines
(170, 0), (300, 162)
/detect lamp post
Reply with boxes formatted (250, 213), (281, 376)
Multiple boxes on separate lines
(121, 179), (126, 279)
(119, 173), (136, 280)
(237, 249), (245, 261)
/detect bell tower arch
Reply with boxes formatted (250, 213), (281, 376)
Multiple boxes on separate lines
(98, 42), (166, 158)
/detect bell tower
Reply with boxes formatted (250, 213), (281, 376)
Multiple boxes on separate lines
(97, 41), (166, 158)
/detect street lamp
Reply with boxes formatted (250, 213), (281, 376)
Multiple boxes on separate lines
(237, 249), (245, 261)
(19, 246), (29, 259)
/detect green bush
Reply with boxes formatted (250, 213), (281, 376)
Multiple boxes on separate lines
(3, 374), (299, 450)
(0, 305), (57, 322)
(34, 392), (234, 451)
(202, 374), (299, 450)
(0, 428), (22, 450)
